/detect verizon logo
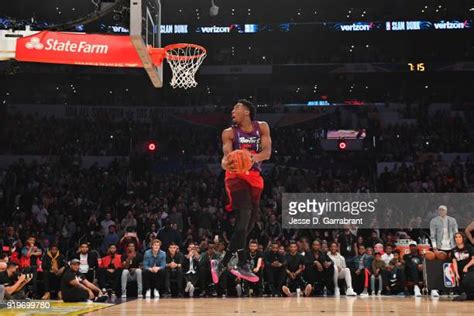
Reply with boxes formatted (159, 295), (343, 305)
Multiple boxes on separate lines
(433, 21), (466, 29)
(199, 26), (231, 33)
(340, 24), (371, 31)
(25, 37), (109, 54)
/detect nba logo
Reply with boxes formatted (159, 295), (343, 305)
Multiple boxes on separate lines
(442, 263), (456, 288)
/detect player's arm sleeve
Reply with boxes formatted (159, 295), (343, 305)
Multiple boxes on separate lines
(221, 128), (234, 170)
(222, 128), (233, 157)
(253, 122), (272, 162)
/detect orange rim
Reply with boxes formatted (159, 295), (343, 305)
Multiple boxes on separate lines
(164, 43), (207, 61)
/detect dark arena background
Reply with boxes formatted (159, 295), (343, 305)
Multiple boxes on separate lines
(0, 1), (473, 315)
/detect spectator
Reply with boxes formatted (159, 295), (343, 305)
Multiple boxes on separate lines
(101, 213), (115, 237)
(198, 241), (219, 297)
(72, 242), (99, 283)
(430, 205), (458, 255)
(364, 230), (383, 249)
(266, 214), (283, 241)
(381, 244), (394, 265)
(2, 226), (19, 249)
(374, 243), (384, 255)
(119, 228), (140, 252)
(242, 240), (264, 296)
(121, 242), (143, 299)
(371, 252), (385, 295)
(157, 221), (182, 251)
(327, 242), (356, 296)
(352, 245), (371, 296)
(61, 259), (108, 303)
(144, 228), (158, 250)
(304, 239), (334, 296)
(164, 242), (184, 297)
(143, 239), (166, 299)
(183, 243), (199, 297)
(20, 236), (42, 297)
(451, 232), (474, 301)
(168, 207), (183, 233)
(87, 215), (101, 236)
(41, 244), (66, 300)
(98, 244), (122, 296)
(386, 250), (406, 295)
(31, 202), (48, 225)
(282, 241), (312, 297)
(338, 227), (357, 269)
(403, 241), (423, 297)
(101, 225), (119, 254)
(121, 211), (137, 232)
(20, 236), (42, 269)
(264, 241), (287, 297)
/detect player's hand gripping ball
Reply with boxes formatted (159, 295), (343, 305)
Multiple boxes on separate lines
(226, 149), (253, 173)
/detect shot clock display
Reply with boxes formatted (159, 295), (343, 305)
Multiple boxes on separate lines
(408, 63), (426, 72)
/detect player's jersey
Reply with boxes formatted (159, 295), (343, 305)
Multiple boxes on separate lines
(231, 121), (262, 172)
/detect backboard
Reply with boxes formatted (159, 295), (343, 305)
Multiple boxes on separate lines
(129, 0), (162, 88)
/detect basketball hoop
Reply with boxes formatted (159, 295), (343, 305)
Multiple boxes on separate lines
(164, 43), (207, 89)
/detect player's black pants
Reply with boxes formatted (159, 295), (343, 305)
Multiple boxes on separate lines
(223, 178), (261, 266)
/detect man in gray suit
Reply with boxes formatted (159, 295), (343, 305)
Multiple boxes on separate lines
(429, 205), (459, 297)
(430, 205), (458, 253)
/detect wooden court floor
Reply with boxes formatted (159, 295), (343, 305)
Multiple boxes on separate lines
(86, 297), (473, 316)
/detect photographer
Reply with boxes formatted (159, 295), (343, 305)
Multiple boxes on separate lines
(61, 259), (108, 303)
(0, 262), (33, 299)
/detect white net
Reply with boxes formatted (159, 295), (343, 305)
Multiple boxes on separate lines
(165, 44), (207, 89)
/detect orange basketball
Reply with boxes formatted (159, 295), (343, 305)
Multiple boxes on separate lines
(436, 251), (448, 261)
(424, 251), (435, 261)
(227, 149), (253, 173)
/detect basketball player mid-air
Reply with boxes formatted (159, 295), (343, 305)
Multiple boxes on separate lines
(211, 99), (272, 283)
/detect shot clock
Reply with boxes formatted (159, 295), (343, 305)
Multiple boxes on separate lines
(408, 63), (426, 72)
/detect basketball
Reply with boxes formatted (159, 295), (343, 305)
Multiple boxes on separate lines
(436, 251), (448, 261)
(227, 149), (253, 173)
(424, 251), (436, 260)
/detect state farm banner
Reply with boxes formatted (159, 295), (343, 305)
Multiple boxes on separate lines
(15, 31), (163, 67)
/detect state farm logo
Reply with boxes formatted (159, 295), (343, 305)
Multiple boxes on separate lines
(25, 37), (44, 50)
(24, 37), (109, 54)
